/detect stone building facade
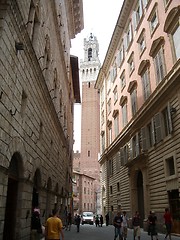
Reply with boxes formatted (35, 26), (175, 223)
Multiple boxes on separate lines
(95, 0), (180, 234)
(0, 0), (83, 239)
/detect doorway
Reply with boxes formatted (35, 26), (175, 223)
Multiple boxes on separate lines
(137, 171), (145, 227)
(3, 153), (22, 240)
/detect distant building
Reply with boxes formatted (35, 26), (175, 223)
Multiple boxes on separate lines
(73, 34), (101, 214)
(72, 170), (95, 214)
(95, 0), (180, 234)
(0, 0), (83, 238)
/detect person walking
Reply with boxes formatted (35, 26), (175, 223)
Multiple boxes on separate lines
(113, 211), (123, 240)
(45, 208), (64, 240)
(122, 211), (128, 240)
(95, 215), (100, 227)
(67, 212), (72, 231)
(105, 213), (109, 226)
(31, 210), (42, 240)
(75, 214), (81, 232)
(164, 208), (173, 240)
(132, 211), (141, 240)
(100, 215), (104, 227)
(148, 211), (158, 240)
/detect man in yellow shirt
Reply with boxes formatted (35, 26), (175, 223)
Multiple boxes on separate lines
(45, 209), (64, 240)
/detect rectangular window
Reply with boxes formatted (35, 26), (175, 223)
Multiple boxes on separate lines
(88, 150), (90, 157)
(128, 53), (135, 75)
(172, 22), (180, 60)
(130, 133), (140, 159)
(137, 30), (146, 55)
(166, 157), (175, 176)
(120, 145), (129, 165)
(108, 159), (113, 176)
(133, 0), (143, 30)
(141, 69), (151, 100)
(148, 5), (159, 34)
(108, 126), (112, 145)
(110, 186), (113, 194)
(154, 47), (166, 84)
(116, 151), (120, 171)
(117, 182), (120, 192)
(113, 86), (118, 104)
(114, 114), (119, 138)
(120, 71), (126, 90)
(101, 133), (105, 153)
(116, 43), (124, 67)
(126, 22), (133, 48)
(122, 104), (128, 128)
(101, 110), (105, 125)
(131, 89), (138, 116)
(101, 86), (105, 106)
(162, 103), (173, 136)
(107, 99), (111, 115)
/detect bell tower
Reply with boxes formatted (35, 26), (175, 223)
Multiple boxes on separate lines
(79, 33), (101, 181)
(80, 33), (101, 83)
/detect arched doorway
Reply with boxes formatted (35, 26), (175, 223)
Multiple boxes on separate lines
(3, 152), (23, 239)
(32, 169), (41, 211)
(137, 171), (145, 227)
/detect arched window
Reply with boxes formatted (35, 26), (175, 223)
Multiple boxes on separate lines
(88, 48), (92, 61)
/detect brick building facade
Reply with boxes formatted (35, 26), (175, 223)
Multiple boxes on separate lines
(0, 0), (83, 238)
(73, 34), (101, 214)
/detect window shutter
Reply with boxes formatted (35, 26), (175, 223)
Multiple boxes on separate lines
(132, 11), (137, 31)
(139, 0), (143, 18)
(136, 133), (140, 156)
(120, 147), (124, 166)
(116, 51), (120, 67)
(154, 113), (162, 143)
(167, 102), (173, 133)
(151, 118), (156, 145)
(129, 138), (133, 160)
(141, 127), (147, 150)
(123, 34), (127, 51)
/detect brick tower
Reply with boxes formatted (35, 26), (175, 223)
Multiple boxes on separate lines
(80, 33), (101, 182)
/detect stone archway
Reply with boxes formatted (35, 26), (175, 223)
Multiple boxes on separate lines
(32, 169), (41, 211)
(3, 152), (24, 240)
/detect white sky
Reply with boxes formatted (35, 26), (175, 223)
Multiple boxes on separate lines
(71, 0), (123, 152)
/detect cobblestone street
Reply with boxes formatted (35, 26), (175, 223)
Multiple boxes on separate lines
(61, 224), (180, 240)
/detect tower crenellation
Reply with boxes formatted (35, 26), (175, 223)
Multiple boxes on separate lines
(80, 33), (101, 82)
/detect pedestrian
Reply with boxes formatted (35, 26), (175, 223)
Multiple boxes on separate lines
(122, 211), (128, 240)
(164, 208), (173, 240)
(132, 211), (141, 240)
(75, 214), (81, 232)
(45, 208), (64, 240)
(148, 211), (158, 240)
(31, 210), (42, 240)
(67, 212), (72, 231)
(148, 211), (152, 236)
(95, 215), (100, 227)
(105, 213), (109, 226)
(100, 215), (103, 227)
(113, 211), (123, 240)
(64, 206), (68, 230)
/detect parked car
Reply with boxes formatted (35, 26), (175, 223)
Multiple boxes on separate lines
(81, 212), (94, 225)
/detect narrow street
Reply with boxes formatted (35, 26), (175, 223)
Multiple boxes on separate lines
(62, 224), (180, 240)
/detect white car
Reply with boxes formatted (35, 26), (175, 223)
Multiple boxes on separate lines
(82, 212), (94, 225)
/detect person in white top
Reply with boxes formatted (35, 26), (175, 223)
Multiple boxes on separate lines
(122, 211), (129, 240)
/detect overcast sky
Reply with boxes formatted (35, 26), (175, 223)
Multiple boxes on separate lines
(71, 0), (123, 152)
